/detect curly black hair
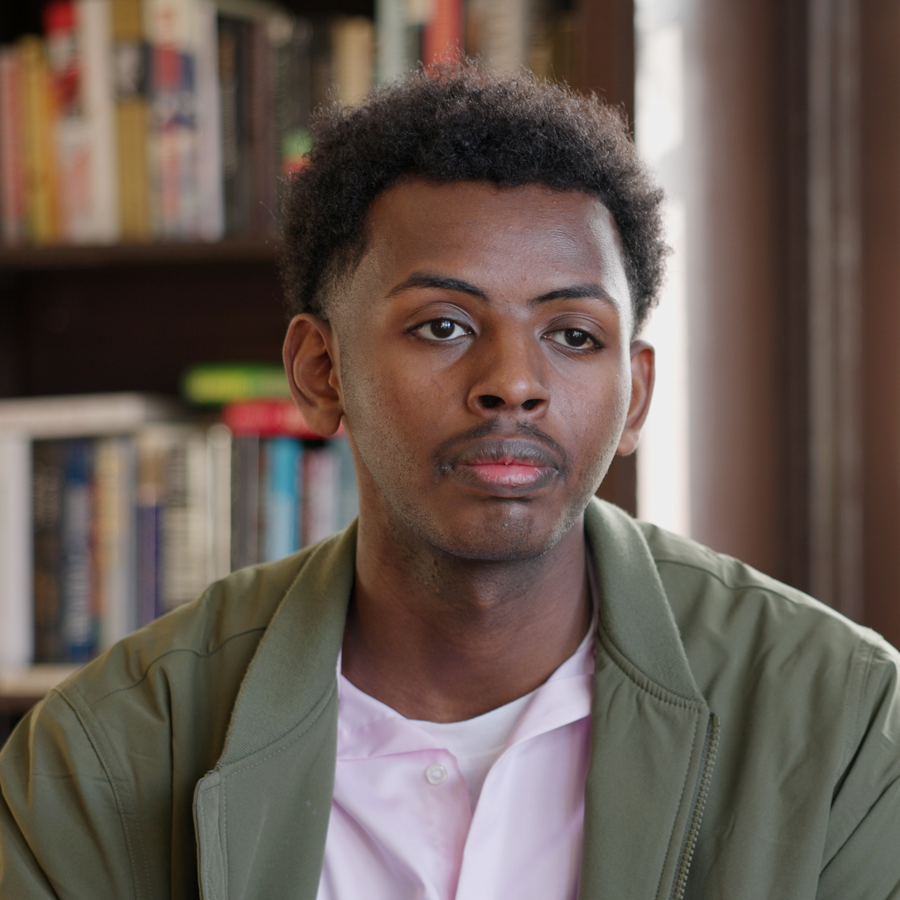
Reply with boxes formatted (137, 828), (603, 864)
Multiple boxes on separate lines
(279, 63), (667, 334)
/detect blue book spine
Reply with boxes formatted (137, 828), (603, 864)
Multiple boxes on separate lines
(264, 437), (302, 561)
(61, 439), (96, 662)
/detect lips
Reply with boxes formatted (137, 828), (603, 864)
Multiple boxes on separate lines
(436, 436), (564, 497)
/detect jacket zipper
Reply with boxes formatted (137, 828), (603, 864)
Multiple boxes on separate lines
(669, 713), (720, 900)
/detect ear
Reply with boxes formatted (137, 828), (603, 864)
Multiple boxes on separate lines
(282, 314), (344, 437)
(616, 340), (655, 456)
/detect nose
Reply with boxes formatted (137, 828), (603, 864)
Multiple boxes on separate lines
(466, 330), (550, 417)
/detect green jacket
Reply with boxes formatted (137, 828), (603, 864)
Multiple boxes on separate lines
(2, 499), (900, 899)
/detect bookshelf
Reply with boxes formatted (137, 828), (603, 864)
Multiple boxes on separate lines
(0, 0), (636, 739)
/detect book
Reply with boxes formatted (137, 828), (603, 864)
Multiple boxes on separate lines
(94, 436), (138, 648)
(422, 0), (462, 67)
(230, 433), (260, 569)
(0, 434), (33, 669)
(19, 34), (60, 245)
(302, 443), (338, 546)
(194, 0), (225, 240)
(0, 392), (181, 437)
(45, 0), (92, 244)
(205, 422), (233, 581)
(0, 45), (28, 244)
(375, 0), (409, 85)
(217, 12), (253, 235)
(111, 0), (153, 241)
(466, 0), (532, 73)
(32, 440), (66, 663)
(222, 398), (326, 439)
(262, 435), (302, 561)
(330, 16), (373, 106)
(181, 362), (290, 404)
(79, 0), (121, 244)
(60, 438), (96, 662)
(145, 0), (199, 238)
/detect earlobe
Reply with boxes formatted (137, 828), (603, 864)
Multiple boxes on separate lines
(282, 314), (345, 437)
(616, 341), (655, 456)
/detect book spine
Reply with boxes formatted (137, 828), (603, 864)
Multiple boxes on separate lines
(112, 0), (153, 241)
(333, 436), (359, 532)
(45, 0), (90, 244)
(302, 443), (338, 547)
(78, 0), (121, 244)
(0, 434), (34, 669)
(194, 0), (224, 240)
(61, 438), (97, 662)
(376, 0), (409, 84)
(206, 422), (232, 581)
(0, 46), (28, 245)
(230, 434), (259, 569)
(468, 0), (532, 72)
(161, 429), (209, 610)
(94, 435), (137, 649)
(136, 430), (163, 626)
(221, 398), (323, 439)
(249, 16), (275, 235)
(422, 0), (462, 67)
(145, 0), (199, 239)
(330, 17), (374, 106)
(32, 440), (66, 663)
(263, 436), (301, 561)
(19, 35), (61, 245)
(217, 14), (253, 235)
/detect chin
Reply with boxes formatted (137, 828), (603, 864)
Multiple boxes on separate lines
(424, 505), (581, 563)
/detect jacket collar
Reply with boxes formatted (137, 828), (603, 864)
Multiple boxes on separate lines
(197, 501), (715, 900)
(223, 498), (704, 762)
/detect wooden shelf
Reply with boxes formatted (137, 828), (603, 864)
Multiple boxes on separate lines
(0, 238), (279, 272)
(0, 665), (81, 715)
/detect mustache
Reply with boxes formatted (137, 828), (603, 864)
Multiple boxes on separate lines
(432, 421), (570, 476)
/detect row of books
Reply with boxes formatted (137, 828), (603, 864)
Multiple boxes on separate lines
(0, 392), (358, 668)
(0, 0), (574, 248)
(0, 0), (373, 247)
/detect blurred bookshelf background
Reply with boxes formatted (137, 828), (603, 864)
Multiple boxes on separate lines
(0, 0), (630, 739)
(4, 0), (900, 744)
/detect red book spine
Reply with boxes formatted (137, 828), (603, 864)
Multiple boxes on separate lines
(222, 399), (346, 439)
(423, 0), (463, 67)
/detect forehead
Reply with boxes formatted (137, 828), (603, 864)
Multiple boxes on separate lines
(354, 179), (631, 314)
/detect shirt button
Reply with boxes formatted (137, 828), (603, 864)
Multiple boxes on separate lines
(425, 764), (448, 785)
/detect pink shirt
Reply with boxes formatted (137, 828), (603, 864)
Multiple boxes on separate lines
(317, 631), (595, 900)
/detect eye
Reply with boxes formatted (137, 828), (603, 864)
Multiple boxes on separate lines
(411, 318), (471, 342)
(545, 328), (600, 350)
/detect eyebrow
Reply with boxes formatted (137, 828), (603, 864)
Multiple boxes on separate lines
(386, 272), (619, 308)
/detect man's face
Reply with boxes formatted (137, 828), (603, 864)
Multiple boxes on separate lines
(322, 179), (650, 562)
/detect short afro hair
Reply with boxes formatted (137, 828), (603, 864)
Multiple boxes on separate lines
(279, 62), (667, 334)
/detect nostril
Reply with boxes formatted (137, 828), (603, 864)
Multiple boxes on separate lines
(479, 395), (503, 409)
(522, 399), (540, 411)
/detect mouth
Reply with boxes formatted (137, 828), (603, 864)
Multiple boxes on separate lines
(437, 437), (563, 497)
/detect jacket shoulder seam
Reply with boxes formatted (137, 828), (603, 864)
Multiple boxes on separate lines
(61, 626), (268, 712)
(653, 556), (807, 605)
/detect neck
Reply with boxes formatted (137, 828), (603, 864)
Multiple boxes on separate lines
(341, 514), (592, 722)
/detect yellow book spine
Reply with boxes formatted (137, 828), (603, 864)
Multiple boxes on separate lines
(19, 36), (60, 245)
(112, 0), (153, 241)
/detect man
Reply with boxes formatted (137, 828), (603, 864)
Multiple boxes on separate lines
(2, 65), (900, 900)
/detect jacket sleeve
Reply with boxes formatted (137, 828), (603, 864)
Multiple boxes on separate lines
(0, 690), (138, 900)
(818, 639), (900, 900)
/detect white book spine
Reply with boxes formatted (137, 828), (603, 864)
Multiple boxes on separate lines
(206, 423), (232, 582)
(195, 0), (224, 241)
(96, 436), (137, 650)
(79, 0), (121, 243)
(0, 434), (34, 669)
(376, 0), (409, 84)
